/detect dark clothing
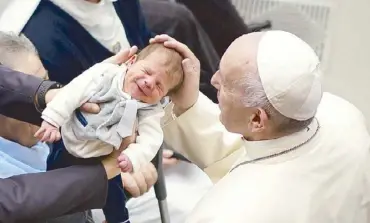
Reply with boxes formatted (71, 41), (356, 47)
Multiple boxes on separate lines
(0, 65), (43, 126)
(0, 164), (108, 223)
(23, 0), (152, 86)
(140, 0), (219, 102)
(48, 141), (130, 223)
(0, 66), (109, 222)
(23, 0), (218, 102)
(177, 0), (249, 57)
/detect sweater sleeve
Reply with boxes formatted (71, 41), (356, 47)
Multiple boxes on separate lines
(124, 109), (164, 172)
(41, 63), (118, 127)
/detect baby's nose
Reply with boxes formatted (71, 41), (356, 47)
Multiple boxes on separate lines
(144, 80), (153, 89)
(144, 78), (155, 89)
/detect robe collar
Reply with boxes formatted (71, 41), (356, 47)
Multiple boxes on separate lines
(237, 117), (320, 166)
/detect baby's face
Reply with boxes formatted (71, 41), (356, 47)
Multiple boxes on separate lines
(124, 53), (180, 104)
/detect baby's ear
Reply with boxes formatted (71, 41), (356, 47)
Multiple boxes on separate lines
(126, 54), (137, 67)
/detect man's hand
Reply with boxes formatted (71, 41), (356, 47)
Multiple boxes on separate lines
(44, 46), (139, 114)
(162, 149), (180, 168)
(150, 35), (200, 116)
(121, 162), (158, 197)
(101, 150), (121, 180)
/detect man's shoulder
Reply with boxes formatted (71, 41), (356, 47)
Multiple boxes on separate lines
(317, 92), (366, 127)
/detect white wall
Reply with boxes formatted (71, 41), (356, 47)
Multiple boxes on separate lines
(323, 0), (370, 127)
(0, 1), (10, 15)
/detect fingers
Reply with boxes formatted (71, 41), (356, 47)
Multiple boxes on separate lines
(34, 128), (45, 138)
(103, 46), (138, 64)
(164, 40), (196, 60)
(141, 163), (158, 189)
(128, 46), (138, 58)
(49, 131), (56, 142)
(80, 102), (100, 114)
(149, 34), (175, 44)
(133, 171), (147, 195)
(41, 130), (52, 142)
(163, 157), (179, 168)
(150, 34), (196, 60)
(162, 149), (174, 158)
(121, 172), (140, 197)
(121, 164), (157, 197)
(182, 58), (199, 76)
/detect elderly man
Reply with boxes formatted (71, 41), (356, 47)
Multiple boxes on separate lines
(153, 31), (370, 222)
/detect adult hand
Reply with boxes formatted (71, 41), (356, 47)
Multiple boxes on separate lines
(121, 163), (158, 197)
(101, 150), (121, 180)
(162, 149), (180, 168)
(150, 35), (200, 116)
(44, 46), (139, 113)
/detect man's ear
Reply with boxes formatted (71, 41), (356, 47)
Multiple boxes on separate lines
(249, 108), (268, 133)
(126, 54), (138, 67)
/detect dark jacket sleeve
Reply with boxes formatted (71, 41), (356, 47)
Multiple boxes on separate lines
(0, 65), (43, 125)
(0, 165), (108, 223)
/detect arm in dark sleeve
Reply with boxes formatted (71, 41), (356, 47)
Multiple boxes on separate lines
(0, 65), (57, 126)
(0, 164), (108, 223)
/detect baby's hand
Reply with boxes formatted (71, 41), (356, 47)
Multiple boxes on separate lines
(117, 153), (133, 173)
(34, 121), (61, 143)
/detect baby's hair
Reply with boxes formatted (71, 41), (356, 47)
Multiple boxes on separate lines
(137, 43), (184, 95)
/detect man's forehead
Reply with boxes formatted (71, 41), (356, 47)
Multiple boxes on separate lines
(220, 33), (264, 81)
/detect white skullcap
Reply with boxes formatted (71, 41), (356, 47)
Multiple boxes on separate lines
(257, 30), (322, 121)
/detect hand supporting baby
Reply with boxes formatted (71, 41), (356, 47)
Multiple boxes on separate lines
(34, 121), (61, 142)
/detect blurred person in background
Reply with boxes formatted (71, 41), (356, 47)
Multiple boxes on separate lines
(175, 0), (250, 57)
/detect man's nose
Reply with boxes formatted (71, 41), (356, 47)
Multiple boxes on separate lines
(211, 72), (220, 89)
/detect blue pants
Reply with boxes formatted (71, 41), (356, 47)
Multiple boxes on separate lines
(47, 140), (130, 223)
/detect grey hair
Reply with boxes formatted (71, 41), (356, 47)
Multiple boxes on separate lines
(237, 73), (313, 134)
(0, 32), (38, 69)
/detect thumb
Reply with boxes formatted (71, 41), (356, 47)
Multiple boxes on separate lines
(104, 46), (138, 64)
(162, 149), (174, 158)
(181, 58), (193, 74)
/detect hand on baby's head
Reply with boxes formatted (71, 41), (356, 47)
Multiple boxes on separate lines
(34, 121), (61, 143)
(123, 43), (184, 104)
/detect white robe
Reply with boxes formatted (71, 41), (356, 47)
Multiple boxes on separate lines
(162, 92), (370, 223)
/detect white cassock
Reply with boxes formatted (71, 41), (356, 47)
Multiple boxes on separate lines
(162, 92), (370, 223)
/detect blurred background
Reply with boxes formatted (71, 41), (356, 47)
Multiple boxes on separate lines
(1, 0), (369, 127)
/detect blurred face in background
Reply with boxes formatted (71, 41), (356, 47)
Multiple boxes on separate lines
(0, 53), (48, 147)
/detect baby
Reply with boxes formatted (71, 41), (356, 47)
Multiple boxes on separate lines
(35, 43), (184, 173)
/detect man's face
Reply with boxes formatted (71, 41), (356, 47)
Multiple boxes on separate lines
(124, 53), (179, 104)
(2, 53), (48, 147)
(14, 53), (48, 80)
(211, 56), (250, 134)
(211, 39), (259, 135)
